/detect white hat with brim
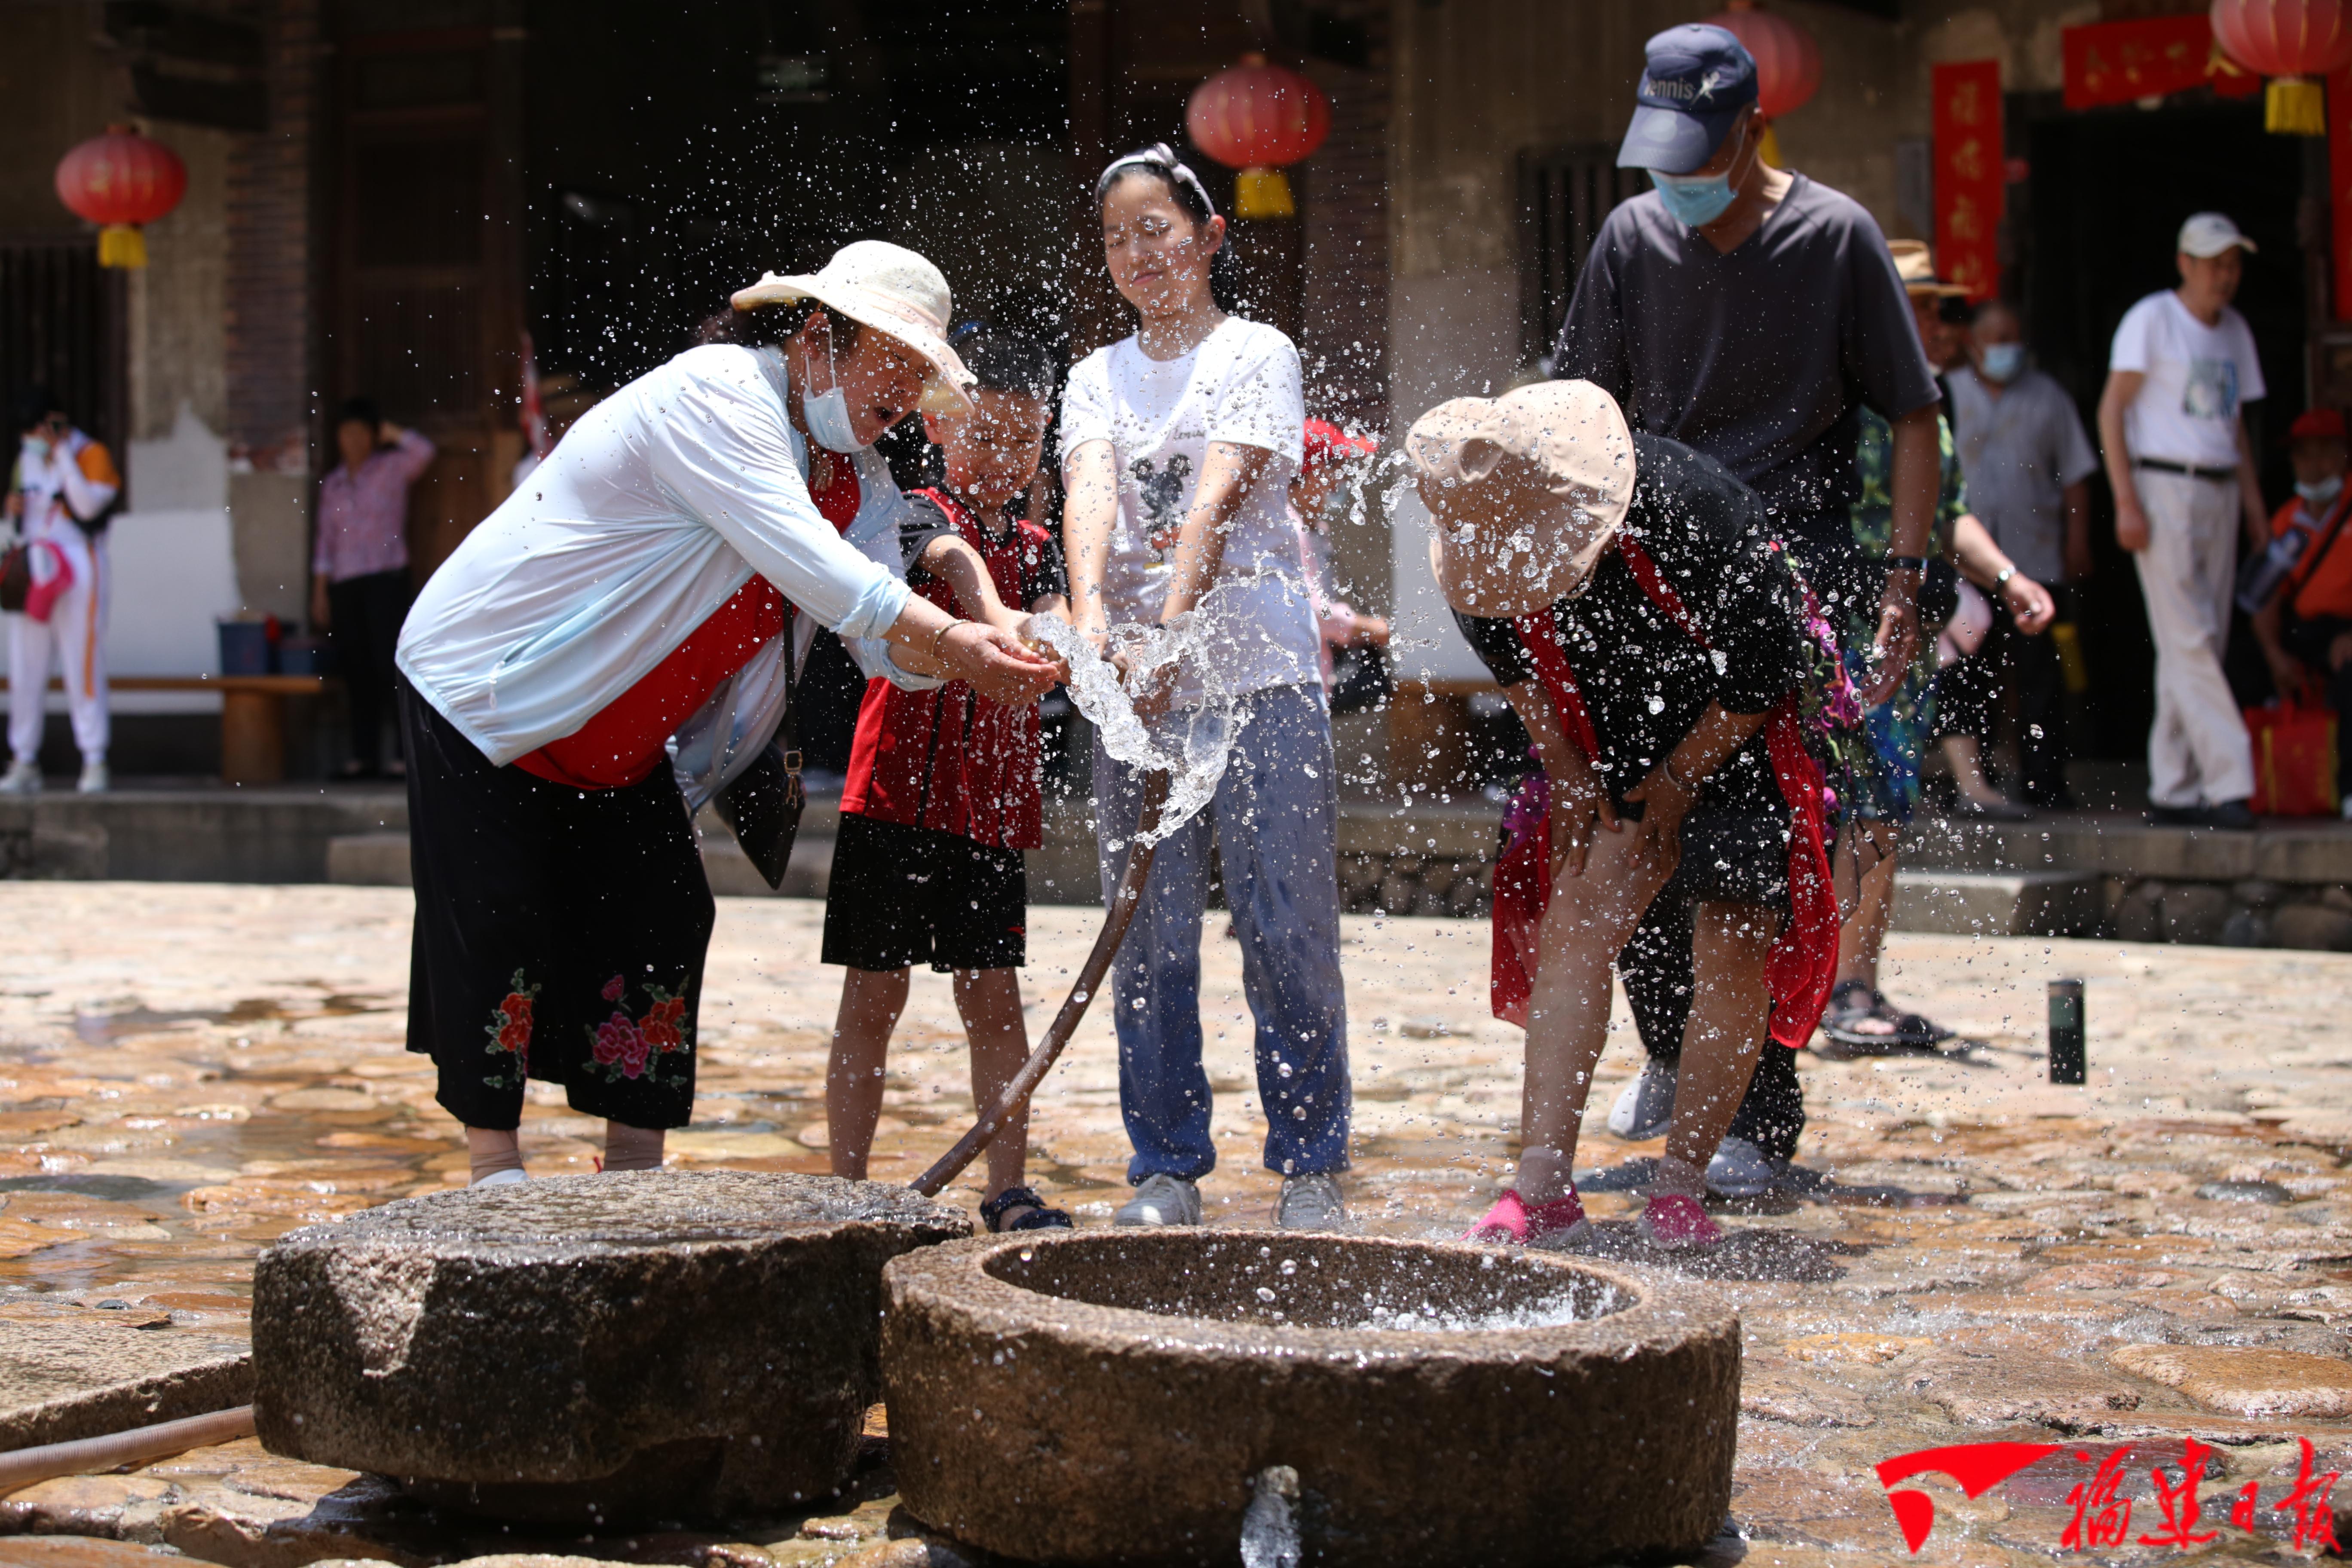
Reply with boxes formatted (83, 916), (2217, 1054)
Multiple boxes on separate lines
(731, 239), (976, 414)
(1410, 380), (1638, 620)
(2178, 212), (2256, 260)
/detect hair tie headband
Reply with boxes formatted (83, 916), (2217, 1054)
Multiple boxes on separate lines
(1095, 143), (1218, 219)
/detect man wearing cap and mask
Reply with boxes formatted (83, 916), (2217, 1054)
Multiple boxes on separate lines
(2098, 212), (2269, 830)
(1554, 23), (1942, 696)
(395, 240), (1063, 1191)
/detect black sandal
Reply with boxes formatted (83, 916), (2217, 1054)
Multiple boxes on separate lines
(980, 1185), (1074, 1233)
(1819, 980), (1949, 1052)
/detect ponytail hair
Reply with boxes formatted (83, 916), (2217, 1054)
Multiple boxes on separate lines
(1096, 143), (1245, 316)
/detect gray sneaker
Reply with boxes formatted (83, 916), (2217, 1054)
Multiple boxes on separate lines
(1274, 1173), (1348, 1231)
(1705, 1135), (1788, 1200)
(1607, 1059), (1678, 1141)
(1114, 1173), (1201, 1226)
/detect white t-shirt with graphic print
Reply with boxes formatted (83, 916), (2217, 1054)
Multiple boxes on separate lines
(1060, 316), (1319, 699)
(2110, 289), (2265, 470)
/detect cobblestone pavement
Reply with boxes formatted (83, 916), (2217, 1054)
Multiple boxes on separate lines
(0, 883), (2346, 1565)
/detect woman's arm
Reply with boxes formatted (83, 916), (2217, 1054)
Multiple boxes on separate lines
(1622, 702), (1767, 861)
(1061, 439), (1119, 645)
(1159, 441), (1273, 621)
(1498, 678), (1617, 879)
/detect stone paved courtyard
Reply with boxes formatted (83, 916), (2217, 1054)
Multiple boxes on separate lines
(0, 882), (2345, 1565)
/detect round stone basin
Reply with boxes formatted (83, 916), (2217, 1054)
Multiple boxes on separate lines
(881, 1230), (1739, 1568)
(252, 1170), (968, 1525)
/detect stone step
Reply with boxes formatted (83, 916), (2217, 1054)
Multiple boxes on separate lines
(1891, 869), (2100, 938)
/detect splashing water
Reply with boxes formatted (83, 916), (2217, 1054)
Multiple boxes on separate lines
(1026, 603), (1255, 845)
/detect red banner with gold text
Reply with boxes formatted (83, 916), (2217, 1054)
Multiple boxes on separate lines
(2332, 67), (2352, 322)
(2063, 16), (2214, 109)
(1933, 60), (2003, 303)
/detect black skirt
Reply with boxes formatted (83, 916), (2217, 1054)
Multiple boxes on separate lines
(401, 690), (716, 1131)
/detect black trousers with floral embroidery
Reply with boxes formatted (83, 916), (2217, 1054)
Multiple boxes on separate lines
(402, 690), (715, 1131)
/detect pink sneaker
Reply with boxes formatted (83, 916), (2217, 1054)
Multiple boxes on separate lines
(1639, 1192), (1724, 1251)
(1465, 1188), (1589, 1246)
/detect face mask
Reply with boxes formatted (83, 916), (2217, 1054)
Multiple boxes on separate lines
(2297, 475), (2343, 508)
(1652, 168), (1738, 230)
(800, 322), (872, 454)
(18, 436), (48, 465)
(1979, 343), (2026, 383)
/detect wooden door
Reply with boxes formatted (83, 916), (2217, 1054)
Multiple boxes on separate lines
(328, 1), (524, 586)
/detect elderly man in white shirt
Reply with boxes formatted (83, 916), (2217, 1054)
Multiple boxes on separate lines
(2097, 212), (2269, 831)
(395, 242), (1062, 1188)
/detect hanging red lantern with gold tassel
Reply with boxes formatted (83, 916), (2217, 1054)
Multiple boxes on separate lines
(1186, 54), (1331, 220)
(2211, 0), (2352, 134)
(54, 125), (187, 268)
(1704, 0), (1822, 167)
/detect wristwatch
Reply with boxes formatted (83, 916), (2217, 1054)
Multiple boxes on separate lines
(1994, 566), (2016, 590)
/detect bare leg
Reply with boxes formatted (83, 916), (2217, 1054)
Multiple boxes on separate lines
(603, 1121), (665, 1171)
(1516, 826), (1676, 1203)
(827, 967), (910, 1182)
(952, 967), (1034, 1204)
(466, 1125), (523, 1185)
(1942, 734), (2008, 804)
(1834, 839), (1899, 993)
(1654, 900), (1779, 1199)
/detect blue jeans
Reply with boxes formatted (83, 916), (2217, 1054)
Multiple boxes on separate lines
(1092, 684), (1351, 1184)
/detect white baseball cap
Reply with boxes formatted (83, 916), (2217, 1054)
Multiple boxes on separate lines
(2178, 212), (2257, 260)
(730, 240), (976, 413)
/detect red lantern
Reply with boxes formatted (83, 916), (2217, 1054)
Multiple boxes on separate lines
(1186, 54), (1331, 219)
(54, 125), (187, 269)
(2211, 0), (2352, 133)
(1706, 0), (1822, 119)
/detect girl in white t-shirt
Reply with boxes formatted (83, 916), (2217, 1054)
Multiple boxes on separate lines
(1061, 144), (1351, 1231)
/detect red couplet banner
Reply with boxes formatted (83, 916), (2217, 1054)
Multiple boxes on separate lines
(2062, 15), (2216, 109)
(2333, 67), (2352, 322)
(1933, 60), (2003, 302)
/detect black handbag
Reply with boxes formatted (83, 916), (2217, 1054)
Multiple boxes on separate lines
(711, 613), (805, 891)
(0, 546), (28, 615)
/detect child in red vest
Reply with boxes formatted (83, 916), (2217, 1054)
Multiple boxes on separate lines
(822, 326), (1073, 1231)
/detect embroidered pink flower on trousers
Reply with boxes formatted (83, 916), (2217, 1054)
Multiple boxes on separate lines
(592, 1011), (649, 1078)
(601, 974), (627, 1003)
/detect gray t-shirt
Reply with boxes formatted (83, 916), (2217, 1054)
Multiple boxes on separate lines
(1553, 175), (1940, 543)
(1945, 365), (2101, 585)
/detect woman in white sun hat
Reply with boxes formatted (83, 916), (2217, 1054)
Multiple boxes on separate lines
(396, 239), (1062, 1189)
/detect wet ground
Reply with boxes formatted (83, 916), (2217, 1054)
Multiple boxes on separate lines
(0, 882), (2345, 1565)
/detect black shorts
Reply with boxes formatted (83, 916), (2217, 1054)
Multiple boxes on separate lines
(402, 690), (716, 1132)
(822, 814), (1026, 973)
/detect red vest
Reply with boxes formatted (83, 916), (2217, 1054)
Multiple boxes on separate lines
(840, 488), (1049, 849)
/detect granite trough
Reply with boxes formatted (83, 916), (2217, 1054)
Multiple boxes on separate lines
(251, 1170), (969, 1525)
(880, 1230), (1740, 1567)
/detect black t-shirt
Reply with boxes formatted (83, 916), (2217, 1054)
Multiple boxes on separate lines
(1453, 433), (1810, 821)
(1552, 177), (1940, 543)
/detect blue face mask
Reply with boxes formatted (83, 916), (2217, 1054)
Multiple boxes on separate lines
(18, 435), (49, 466)
(1652, 169), (1738, 230)
(800, 322), (873, 454)
(1979, 342), (2027, 383)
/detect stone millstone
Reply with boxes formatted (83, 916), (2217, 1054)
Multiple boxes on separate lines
(251, 1170), (968, 1524)
(881, 1231), (1739, 1568)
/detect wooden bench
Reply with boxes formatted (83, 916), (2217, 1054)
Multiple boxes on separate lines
(0, 674), (329, 785)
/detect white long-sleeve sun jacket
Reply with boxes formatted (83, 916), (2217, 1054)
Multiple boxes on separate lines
(396, 343), (935, 808)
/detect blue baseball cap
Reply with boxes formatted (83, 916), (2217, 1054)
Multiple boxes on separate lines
(1617, 24), (1759, 174)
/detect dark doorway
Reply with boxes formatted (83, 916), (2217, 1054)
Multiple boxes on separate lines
(2021, 97), (2307, 761)
(0, 238), (126, 457)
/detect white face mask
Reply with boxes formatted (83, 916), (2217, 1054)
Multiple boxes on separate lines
(19, 435), (49, 465)
(801, 322), (871, 454)
(2297, 475), (2343, 508)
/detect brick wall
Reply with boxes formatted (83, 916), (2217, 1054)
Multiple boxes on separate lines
(224, 0), (317, 462)
(1300, 1), (1391, 433)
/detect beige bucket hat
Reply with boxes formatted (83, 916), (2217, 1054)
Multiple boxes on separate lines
(1409, 379), (1637, 619)
(1889, 239), (1966, 298)
(730, 240), (976, 413)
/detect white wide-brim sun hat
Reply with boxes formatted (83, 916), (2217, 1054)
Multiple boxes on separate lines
(731, 240), (976, 414)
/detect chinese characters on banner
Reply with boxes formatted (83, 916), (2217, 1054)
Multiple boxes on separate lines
(2061, 15), (2214, 108)
(1932, 60), (2003, 303)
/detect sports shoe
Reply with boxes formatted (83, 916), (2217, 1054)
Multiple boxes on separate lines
(1606, 1060), (1678, 1140)
(0, 759), (39, 796)
(1275, 1172), (1348, 1230)
(469, 1167), (527, 1188)
(76, 759), (107, 795)
(1465, 1187), (1589, 1246)
(1114, 1173), (1201, 1226)
(1639, 1191), (1724, 1251)
(1704, 1135), (1788, 1200)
